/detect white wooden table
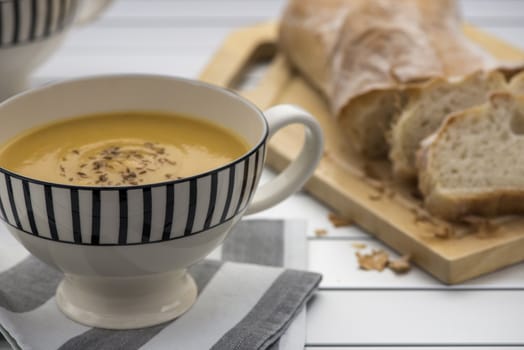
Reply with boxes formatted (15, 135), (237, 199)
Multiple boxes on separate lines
(3, 0), (524, 348)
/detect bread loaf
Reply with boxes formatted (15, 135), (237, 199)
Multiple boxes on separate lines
(510, 71), (524, 95)
(389, 71), (506, 180)
(417, 93), (524, 220)
(279, 0), (497, 157)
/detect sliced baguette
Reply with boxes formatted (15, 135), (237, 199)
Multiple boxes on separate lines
(417, 93), (524, 220)
(279, 0), (498, 158)
(510, 71), (524, 95)
(390, 71), (507, 180)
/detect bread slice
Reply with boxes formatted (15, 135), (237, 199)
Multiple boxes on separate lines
(279, 0), (498, 158)
(510, 71), (524, 95)
(417, 93), (524, 220)
(389, 71), (507, 180)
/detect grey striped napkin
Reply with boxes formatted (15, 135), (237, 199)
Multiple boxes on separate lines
(0, 220), (320, 350)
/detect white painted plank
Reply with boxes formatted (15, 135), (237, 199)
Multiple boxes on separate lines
(102, 0), (286, 20)
(32, 54), (210, 79)
(461, 0), (524, 19)
(61, 27), (233, 49)
(306, 290), (524, 346)
(306, 345), (515, 350)
(309, 239), (524, 289)
(91, 0), (524, 23)
(307, 348), (505, 350)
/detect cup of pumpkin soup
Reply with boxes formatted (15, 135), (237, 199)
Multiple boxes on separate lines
(0, 74), (323, 329)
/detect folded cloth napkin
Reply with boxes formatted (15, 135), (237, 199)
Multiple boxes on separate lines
(0, 220), (320, 350)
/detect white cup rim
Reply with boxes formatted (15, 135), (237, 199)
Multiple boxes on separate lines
(0, 73), (269, 190)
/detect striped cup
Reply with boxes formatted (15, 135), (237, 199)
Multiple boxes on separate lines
(0, 0), (113, 100)
(0, 75), (323, 329)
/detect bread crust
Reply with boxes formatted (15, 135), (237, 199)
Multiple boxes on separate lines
(279, 0), (498, 158)
(510, 71), (524, 95)
(423, 188), (524, 220)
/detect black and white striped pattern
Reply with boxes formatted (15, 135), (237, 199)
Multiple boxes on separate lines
(0, 0), (77, 47)
(0, 220), (318, 350)
(0, 145), (265, 245)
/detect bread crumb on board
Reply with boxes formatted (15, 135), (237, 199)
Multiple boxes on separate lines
(427, 215), (502, 240)
(460, 216), (499, 237)
(368, 194), (382, 201)
(352, 242), (367, 249)
(356, 250), (389, 272)
(368, 180), (385, 193)
(432, 225), (454, 239)
(388, 254), (411, 274)
(409, 207), (497, 240)
(314, 228), (328, 237)
(362, 162), (382, 180)
(363, 179), (397, 201)
(355, 249), (412, 274)
(328, 212), (354, 227)
(410, 207), (435, 225)
(409, 207), (455, 240)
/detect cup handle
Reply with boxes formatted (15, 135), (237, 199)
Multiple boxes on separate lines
(245, 105), (324, 215)
(74, 0), (114, 25)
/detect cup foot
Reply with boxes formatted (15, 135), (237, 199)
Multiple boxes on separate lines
(56, 270), (197, 329)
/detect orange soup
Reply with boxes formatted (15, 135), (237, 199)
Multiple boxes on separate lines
(0, 111), (250, 186)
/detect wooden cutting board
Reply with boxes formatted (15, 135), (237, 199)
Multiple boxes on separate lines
(200, 22), (524, 284)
